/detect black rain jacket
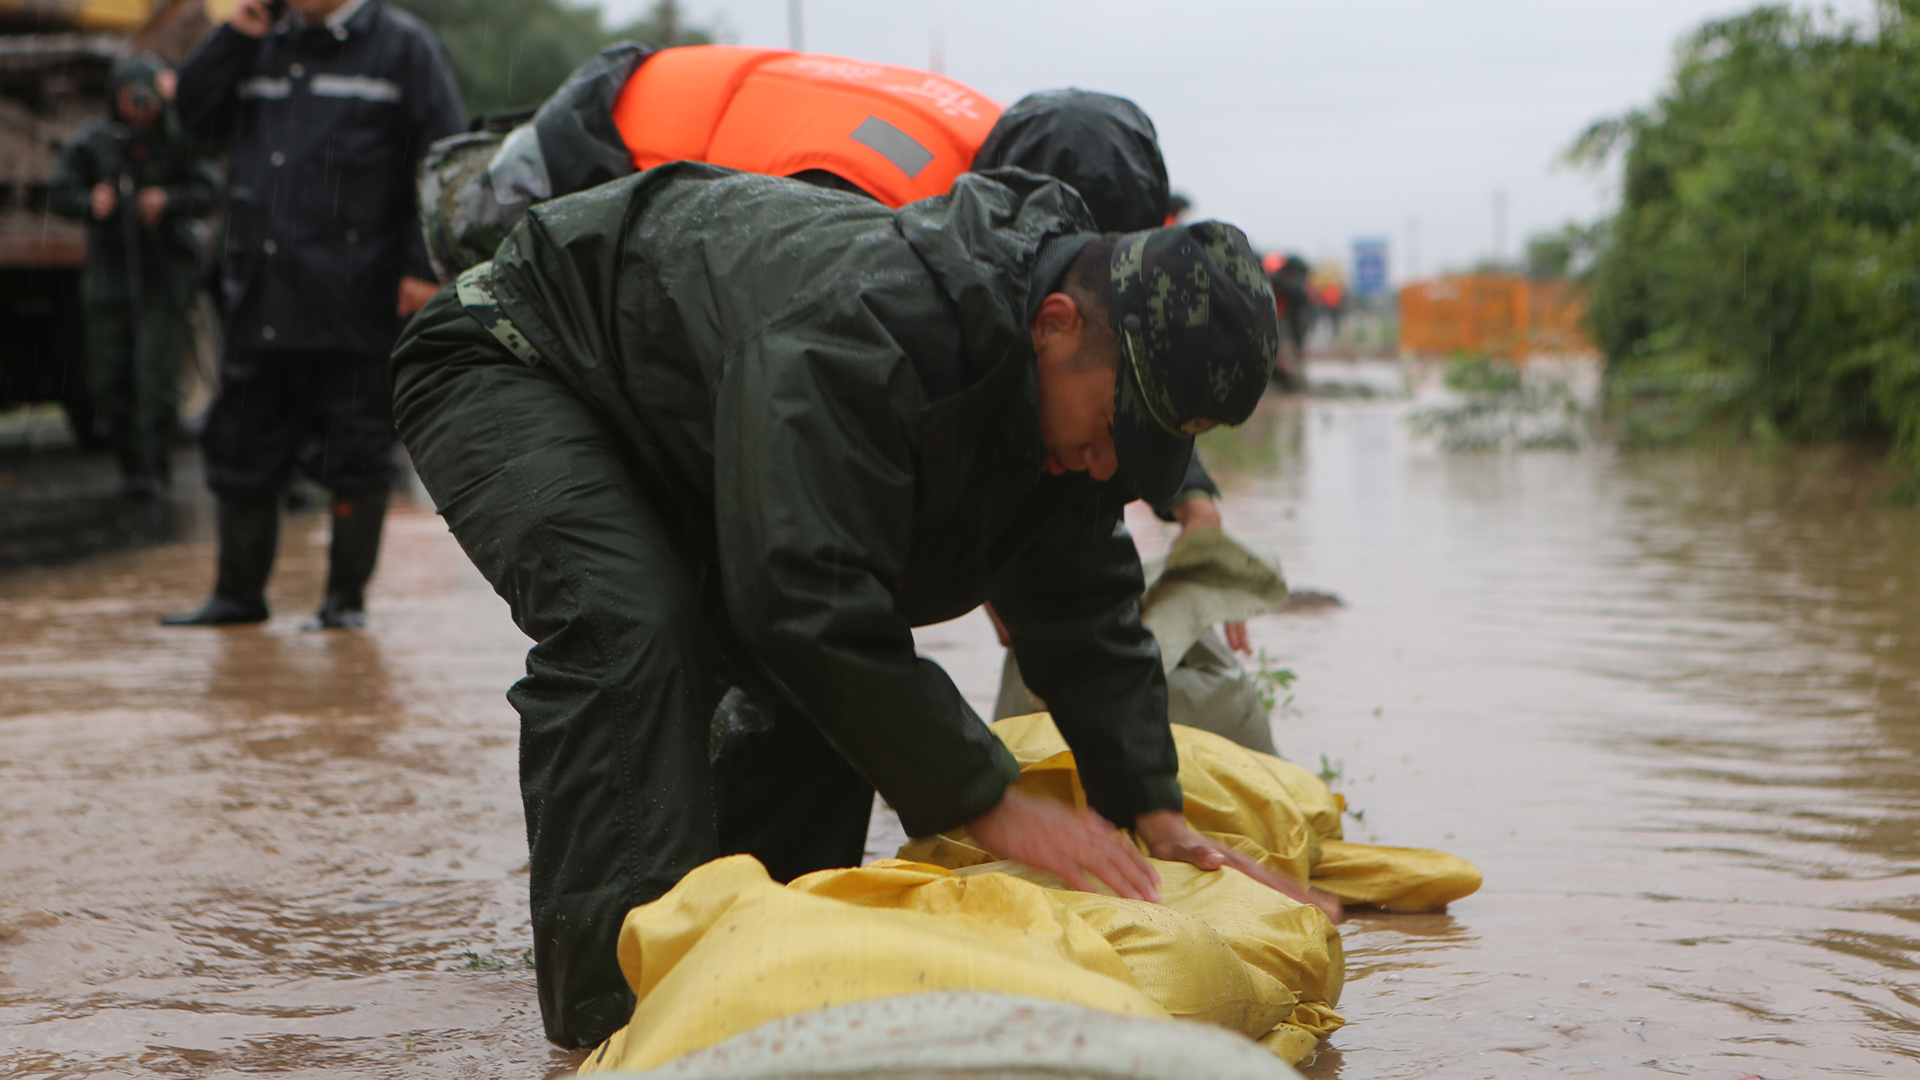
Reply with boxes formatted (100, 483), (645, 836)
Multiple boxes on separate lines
(477, 164), (1184, 837)
(50, 56), (221, 269)
(972, 89), (1170, 234)
(175, 0), (465, 357)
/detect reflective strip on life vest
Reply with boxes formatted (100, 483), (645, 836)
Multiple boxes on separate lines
(611, 46), (1003, 208)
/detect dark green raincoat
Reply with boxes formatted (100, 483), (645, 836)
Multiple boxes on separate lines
(392, 163), (1180, 1047)
(50, 57), (220, 485)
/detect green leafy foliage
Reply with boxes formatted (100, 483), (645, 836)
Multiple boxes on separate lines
(1577, 3), (1920, 493)
(1407, 351), (1586, 450)
(1525, 233), (1575, 280)
(396, 0), (717, 117)
(1524, 222), (1604, 279)
(1442, 352), (1525, 395)
(1250, 649), (1297, 715)
(1314, 752), (1342, 786)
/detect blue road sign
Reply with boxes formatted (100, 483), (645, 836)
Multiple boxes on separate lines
(1352, 236), (1390, 298)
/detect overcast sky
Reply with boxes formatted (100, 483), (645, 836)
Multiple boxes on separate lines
(600, 0), (1875, 282)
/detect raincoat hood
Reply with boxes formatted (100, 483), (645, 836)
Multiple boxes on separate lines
(107, 55), (168, 124)
(972, 89), (1170, 234)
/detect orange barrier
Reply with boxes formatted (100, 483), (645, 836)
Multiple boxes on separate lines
(1397, 275), (1593, 359)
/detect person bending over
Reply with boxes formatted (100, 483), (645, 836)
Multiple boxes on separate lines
(392, 164), (1287, 1047)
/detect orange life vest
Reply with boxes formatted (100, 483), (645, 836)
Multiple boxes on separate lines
(610, 46), (1003, 208)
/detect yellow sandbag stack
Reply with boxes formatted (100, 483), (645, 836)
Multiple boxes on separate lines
(579, 851), (1347, 1071)
(580, 714), (1478, 1074)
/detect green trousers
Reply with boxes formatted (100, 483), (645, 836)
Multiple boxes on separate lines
(81, 254), (192, 482)
(391, 289), (875, 1049)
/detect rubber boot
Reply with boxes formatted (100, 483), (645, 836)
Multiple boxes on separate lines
(302, 485), (389, 631)
(160, 495), (278, 625)
(115, 441), (166, 500)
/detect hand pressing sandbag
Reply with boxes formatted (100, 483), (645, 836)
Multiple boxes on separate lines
(1143, 721), (1481, 912)
(922, 714), (1480, 914)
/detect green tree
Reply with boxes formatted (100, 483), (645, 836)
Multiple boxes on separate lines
(1574, 2), (1920, 489)
(396, 0), (716, 117)
(1523, 223), (1602, 279)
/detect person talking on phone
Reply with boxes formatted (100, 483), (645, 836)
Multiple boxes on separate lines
(166, 0), (465, 630)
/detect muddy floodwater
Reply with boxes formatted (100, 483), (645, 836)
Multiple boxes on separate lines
(4, 386), (1919, 1078)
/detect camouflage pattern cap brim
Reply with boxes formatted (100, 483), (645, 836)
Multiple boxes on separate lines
(1107, 221), (1279, 504)
(1111, 341), (1197, 506)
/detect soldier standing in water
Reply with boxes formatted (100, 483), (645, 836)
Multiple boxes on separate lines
(51, 56), (219, 498)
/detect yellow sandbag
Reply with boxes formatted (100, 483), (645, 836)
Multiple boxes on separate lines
(1310, 839), (1483, 913)
(907, 714), (1480, 914)
(798, 856), (1341, 1057)
(579, 855), (1166, 1074)
(869, 842), (1344, 1061)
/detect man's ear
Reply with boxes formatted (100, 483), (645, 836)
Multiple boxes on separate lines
(1029, 292), (1084, 353)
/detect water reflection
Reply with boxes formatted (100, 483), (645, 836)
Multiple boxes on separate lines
(0, 507), (547, 1077)
(0, 448), (204, 570)
(1342, 912), (1481, 985)
(1597, 447), (1920, 873)
(5, 396), (1920, 1077)
(1251, 398), (1920, 1078)
(199, 623), (405, 764)
(1195, 403), (1306, 481)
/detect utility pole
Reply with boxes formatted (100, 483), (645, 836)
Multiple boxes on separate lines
(930, 29), (944, 75)
(788, 0), (803, 50)
(1492, 187), (1507, 268)
(657, 0), (679, 46)
(1407, 215), (1420, 281)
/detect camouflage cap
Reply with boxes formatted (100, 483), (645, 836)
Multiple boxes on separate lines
(1109, 221), (1279, 503)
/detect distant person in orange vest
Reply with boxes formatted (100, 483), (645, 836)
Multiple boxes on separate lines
(1261, 252), (1311, 392)
(1318, 279), (1347, 336)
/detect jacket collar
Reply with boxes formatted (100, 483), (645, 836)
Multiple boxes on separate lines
(321, 0), (376, 29)
(280, 0), (379, 41)
(1024, 232), (1097, 324)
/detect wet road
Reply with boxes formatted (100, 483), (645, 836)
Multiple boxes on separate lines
(4, 386), (1919, 1077)
(0, 444), (188, 570)
(1225, 400), (1920, 1078)
(0, 487), (566, 1077)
